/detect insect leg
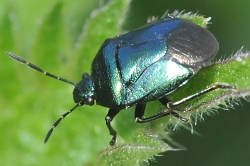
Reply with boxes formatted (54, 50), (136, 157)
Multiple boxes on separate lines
(156, 83), (236, 122)
(135, 103), (186, 123)
(134, 103), (146, 122)
(134, 103), (185, 123)
(158, 98), (187, 122)
(167, 83), (236, 108)
(105, 109), (120, 146)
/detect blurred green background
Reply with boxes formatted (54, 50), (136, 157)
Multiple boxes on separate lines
(0, 0), (250, 165)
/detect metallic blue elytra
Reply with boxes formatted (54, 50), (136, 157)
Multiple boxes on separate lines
(7, 17), (235, 146)
(75, 18), (219, 108)
(73, 17), (223, 145)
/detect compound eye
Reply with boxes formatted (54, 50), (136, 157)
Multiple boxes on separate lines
(73, 88), (81, 103)
(86, 97), (94, 106)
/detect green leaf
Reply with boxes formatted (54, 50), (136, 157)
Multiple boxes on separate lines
(0, 4), (17, 96)
(73, 0), (131, 77)
(170, 10), (211, 28)
(1, 1), (250, 166)
(99, 13), (250, 165)
(0, 5), (14, 52)
(99, 132), (172, 166)
(0, 0), (132, 165)
(31, 2), (68, 70)
(169, 50), (250, 120)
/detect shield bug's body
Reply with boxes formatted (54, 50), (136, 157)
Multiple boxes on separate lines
(7, 17), (235, 146)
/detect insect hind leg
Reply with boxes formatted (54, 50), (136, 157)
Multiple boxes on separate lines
(159, 83), (236, 122)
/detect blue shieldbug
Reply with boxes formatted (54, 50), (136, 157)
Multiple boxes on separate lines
(6, 17), (235, 146)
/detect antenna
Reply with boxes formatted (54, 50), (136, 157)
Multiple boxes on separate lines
(44, 103), (82, 143)
(6, 51), (81, 143)
(6, 52), (76, 86)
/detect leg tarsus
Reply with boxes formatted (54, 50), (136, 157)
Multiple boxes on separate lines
(170, 110), (188, 123)
(105, 109), (120, 146)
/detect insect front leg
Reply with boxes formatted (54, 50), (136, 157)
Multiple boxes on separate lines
(105, 108), (120, 146)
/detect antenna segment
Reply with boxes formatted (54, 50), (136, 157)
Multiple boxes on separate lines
(6, 52), (76, 86)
